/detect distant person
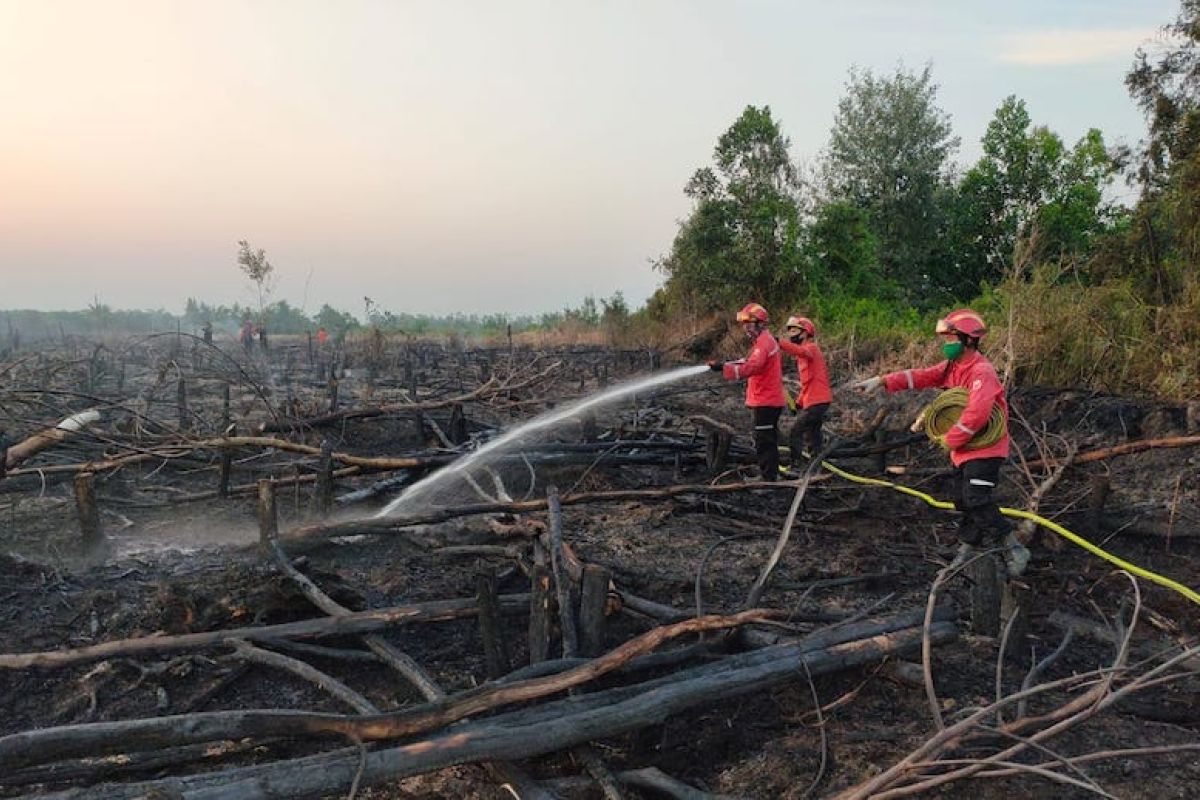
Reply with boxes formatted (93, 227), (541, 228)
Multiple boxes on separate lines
(257, 324), (268, 351)
(778, 315), (831, 464)
(708, 302), (786, 481)
(317, 327), (329, 347)
(201, 320), (213, 345)
(852, 308), (1029, 576)
(239, 320), (255, 352)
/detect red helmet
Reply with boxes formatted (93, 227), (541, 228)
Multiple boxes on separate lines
(736, 303), (769, 324)
(936, 308), (987, 338)
(785, 315), (816, 337)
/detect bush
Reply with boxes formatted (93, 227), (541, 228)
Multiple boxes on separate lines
(980, 266), (1199, 400)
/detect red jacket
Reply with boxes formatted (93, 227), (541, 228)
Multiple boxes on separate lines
(779, 338), (832, 407)
(882, 349), (1009, 467)
(723, 330), (786, 407)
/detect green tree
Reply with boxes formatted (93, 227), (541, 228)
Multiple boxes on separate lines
(824, 64), (959, 305)
(1111, 0), (1200, 302)
(805, 201), (886, 299)
(947, 97), (1116, 298)
(1126, 0), (1200, 188)
(315, 304), (359, 335)
(657, 105), (802, 310)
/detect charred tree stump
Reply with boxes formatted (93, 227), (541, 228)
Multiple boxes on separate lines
(476, 564), (512, 679)
(579, 412), (598, 443)
(447, 403), (468, 446)
(874, 429), (888, 474)
(327, 375), (339, 412)
(968, 554), (1002, 637)
(217, 428), (235, 499)
(176, 378), (189, 431)
(529, 555), (553, 665)
(73, 471), (102, 550)
(221, 383), (231, 427)
(1000, 580), (1031, 663)
(312, 439), (334, 516)
(548, 487), (580, 659)
(257, 479), (278, 557)
(694, 416), (734, 475)
(579, 564), (610, 657)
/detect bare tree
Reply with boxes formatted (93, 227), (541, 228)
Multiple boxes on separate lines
(237, 239), (276, 323)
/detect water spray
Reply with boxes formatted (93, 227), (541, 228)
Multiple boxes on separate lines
(375, 364), (712, 517)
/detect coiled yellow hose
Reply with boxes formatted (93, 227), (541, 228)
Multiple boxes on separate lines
(819, 459), (1200, 607)
(922, 387), (1007, 449)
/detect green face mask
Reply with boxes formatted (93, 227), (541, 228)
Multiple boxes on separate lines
(942, 341), (964, 360)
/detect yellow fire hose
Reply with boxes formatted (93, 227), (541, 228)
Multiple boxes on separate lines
(920, 387), (1007, 449)
(818, 459), (1200, 607)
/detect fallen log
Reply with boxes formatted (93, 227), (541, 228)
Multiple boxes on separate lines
(3, 409), (100, 471)
(32, 622), (957, 799)
(1024, 433), (1200, 470)
(0, 609), (771, 772)
(0, 594), (530, 670)
(285, 477), (832, 543)
(0, 606), (946, 774)
(271, 535), (552, 797)
(0, 739), (265, 789)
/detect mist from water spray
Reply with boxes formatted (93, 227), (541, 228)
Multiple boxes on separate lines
(376, 364), (712, 517)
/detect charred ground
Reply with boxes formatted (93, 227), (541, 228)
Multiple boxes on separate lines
(0, 332), (1198, 799)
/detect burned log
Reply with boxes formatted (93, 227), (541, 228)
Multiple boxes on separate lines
(0, 606), (949, 775)
(22, 622), (957, 798)
(3, 409), (100, 471)
(0, 594), (531, 670)
(286, 477), (832, 543)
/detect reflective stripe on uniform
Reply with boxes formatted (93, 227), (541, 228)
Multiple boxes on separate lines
(968, 478), (995, 487)
(754, 424), (775, 430)
(904, 370), (914, 390)
(954, 422), (976, 436)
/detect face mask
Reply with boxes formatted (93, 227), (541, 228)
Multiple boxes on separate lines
(942, 341), (964, 360)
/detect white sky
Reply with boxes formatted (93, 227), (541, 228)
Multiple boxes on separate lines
(0, 0), (1176, 317)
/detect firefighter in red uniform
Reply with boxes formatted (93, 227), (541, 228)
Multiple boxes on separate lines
(852, 309), (1029, 575)
(778, 315), (832, 464)
(708, 303), (787, 481)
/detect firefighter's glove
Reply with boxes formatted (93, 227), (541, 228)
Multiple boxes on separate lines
(910, 408), (927, 433)
(851, 376), (883, 394)
(706, 360), (723, 373)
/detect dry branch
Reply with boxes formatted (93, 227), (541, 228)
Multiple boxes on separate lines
(1024, 434), (1200, 470)
(258, 361), (561, 432)
(284, 477), (831, 543)
(27, 622), (956, 799)
(0, 609), (773, 773)
(0, 594), (530, 670)
(227, 639), (377, 714)
(3, 409), (100, 470)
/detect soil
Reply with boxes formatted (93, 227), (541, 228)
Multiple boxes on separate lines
(1, 334), (1199, 799)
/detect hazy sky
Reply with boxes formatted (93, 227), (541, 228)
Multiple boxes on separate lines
(0, 0), (1176, 317)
